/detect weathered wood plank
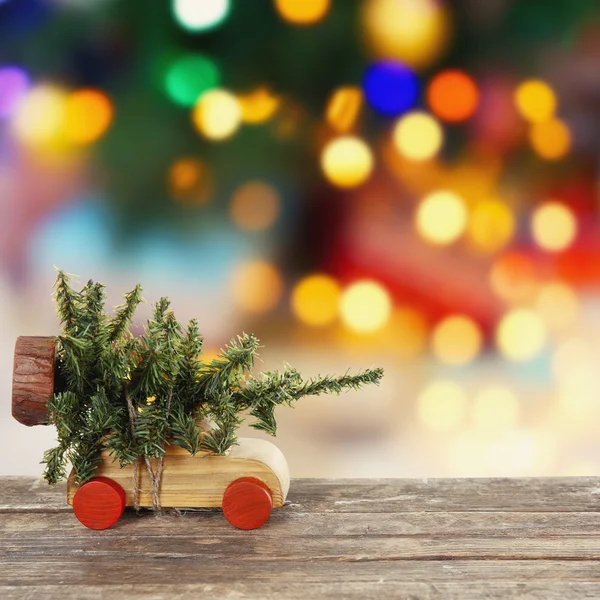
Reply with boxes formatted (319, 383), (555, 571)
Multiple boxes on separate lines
(3, 559), (600, 586)
(2, 582), (600, 600)
(2, 477), (600, 598)
(4, 509), (600, 537)
(5, 477), (600, 513)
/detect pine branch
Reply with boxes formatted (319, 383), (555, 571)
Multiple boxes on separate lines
(240, 366), (384, 436)
(109, 283), (143, 343)
(53, 270), (82, 337)
(172, 319), (204, 412)
(197, 333), (259, 399)
(202, 390), (241, 454)
(169, 407), (201, 455)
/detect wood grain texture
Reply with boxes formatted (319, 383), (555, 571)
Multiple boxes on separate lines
(2, 477), (600, 598)
(11, 336), (56, 426)
(66, 438), (290, 509)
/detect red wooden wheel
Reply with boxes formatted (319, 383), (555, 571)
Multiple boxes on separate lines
(222, 477), (273, 530)
(72, 477), (126, 530)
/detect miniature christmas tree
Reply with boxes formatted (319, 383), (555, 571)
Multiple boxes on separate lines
(42, 270), (384, 509)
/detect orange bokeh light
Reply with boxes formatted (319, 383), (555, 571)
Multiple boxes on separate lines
(427, 70), (479, 123)
(64, 89), (113, 145)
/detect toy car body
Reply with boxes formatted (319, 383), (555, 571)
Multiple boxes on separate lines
(67, 438), (290, 530)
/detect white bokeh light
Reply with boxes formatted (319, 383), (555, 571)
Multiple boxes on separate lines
(172, 0), (230, 32)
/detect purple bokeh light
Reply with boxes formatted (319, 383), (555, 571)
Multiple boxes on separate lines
(0, 66), (30, 119)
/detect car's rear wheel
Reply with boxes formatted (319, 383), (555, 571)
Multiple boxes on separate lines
(72, 476), (126, 530)
(222, 477), (273, 530)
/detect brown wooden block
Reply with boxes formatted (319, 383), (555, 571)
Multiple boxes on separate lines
(12, 336), (56, 426)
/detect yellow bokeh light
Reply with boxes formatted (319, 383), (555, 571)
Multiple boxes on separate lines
(531, 201), (577, 252)
(467, 199), (515, 253)
(11, 84), (67, 148)
(529, 119), (571, 160)
(472, 387), (519, 432)
(361, 0), (450, 70)
(431, 315), (482, 366)
(192, 89), (241, 141)
(64, 89), (113, 145)
(291, 274), (341, 327)
(340, 280), (392, 333)
(496, 308), (546, 362)
(230, 181), (280, 231)
(392, 111), (443, 161)
(417, 380), (467, 432)
(321, 136), (374, 188)
(536, 281), (579, 332)
(274, 0), (330, 25)
(326, 87), (362, 133)
(238, 86), (280, 124)
(231, 260), (283, 314)
(415, 190), (467, 245)
(168, 157), (212, 205)
(514, 80), (557, 123)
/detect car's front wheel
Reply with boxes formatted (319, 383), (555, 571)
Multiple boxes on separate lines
(222, 477), (273, 530)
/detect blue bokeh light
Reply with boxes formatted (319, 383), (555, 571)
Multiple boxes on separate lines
(363, 60), (419, 117)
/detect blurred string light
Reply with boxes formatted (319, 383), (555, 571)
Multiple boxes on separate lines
(64, 89), (113, 145)
(165, 54), (220, 107)
(390, 307), (428, 358)
(531, 201), (577, 252)
(339, 280), (391, 333)
(168, 157), (213, 205)
(231, 260), (283, 314)
(11, 84), (113, 150)
(320, 136), (373, 188)
(172, 0), (230, 32)
(192, 89), (241, 141)
(490, 252), (538, 304)
(427, 70), (479, 122)
(514, 80), (557, 123)
(415, 190), (467, 245)
(361, 0), (450, 70)
(274, 0), (330, 25)
(417, 380), (467, 432)
(496, 308), (546, 362)
(529, 118), (571, 160)
(326, 86), (362, 133)
(431, 315), (482, 366)
(467, 198), (515, 253)
(472, 387), (519, 432)
(238, 86), (280, 124)
(363, 60), (418, 117)
(392, 111), (443, 161)
(230, 181), (280, 231)
(11, 84), (67, 149)
(535, 281), (579, 332)
(0, 66), (30, 119)
(291, 274), (340, 327)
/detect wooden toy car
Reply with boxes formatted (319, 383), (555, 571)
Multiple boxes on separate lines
(12, 336), (290, 530)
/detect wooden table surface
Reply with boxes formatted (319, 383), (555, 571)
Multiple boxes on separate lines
(2, 477), (600, 599)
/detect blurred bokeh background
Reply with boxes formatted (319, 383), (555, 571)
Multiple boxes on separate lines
(2, 0), (600, 479)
